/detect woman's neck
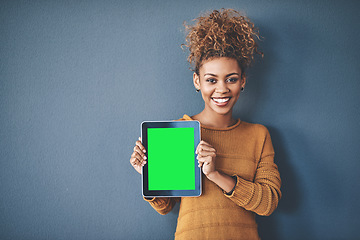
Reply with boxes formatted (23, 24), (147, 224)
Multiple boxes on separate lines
(192, 110), (237, 129)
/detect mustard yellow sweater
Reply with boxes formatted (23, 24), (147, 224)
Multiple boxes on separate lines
(144, 114), (281, 239)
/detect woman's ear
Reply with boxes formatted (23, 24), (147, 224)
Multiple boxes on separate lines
(241, 74), (246, 89)
(193, 72), (201, 90)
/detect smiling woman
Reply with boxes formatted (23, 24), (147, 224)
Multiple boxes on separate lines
(129, 8), (281, 240)
(193, 57), (244, 127)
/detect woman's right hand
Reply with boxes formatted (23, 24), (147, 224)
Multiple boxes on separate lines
(130, 137), (147, 174)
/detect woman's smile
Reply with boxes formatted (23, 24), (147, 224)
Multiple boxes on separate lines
(211, 97), (231, 106)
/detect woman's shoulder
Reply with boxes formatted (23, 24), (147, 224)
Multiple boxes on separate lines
(241, 121), (268, 130)
(178, 114), (192, 121)
(179, 114), (270, 135)
(238, 121), (271, 138)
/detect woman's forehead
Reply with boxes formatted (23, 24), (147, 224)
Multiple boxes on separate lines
(200, 57), (241, 75)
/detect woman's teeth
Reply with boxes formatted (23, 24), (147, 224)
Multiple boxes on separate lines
(212, 98), (230, 103)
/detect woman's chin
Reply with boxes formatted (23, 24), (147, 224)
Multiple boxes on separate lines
(209, 106), (233, 116)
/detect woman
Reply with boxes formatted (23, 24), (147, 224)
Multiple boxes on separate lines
(130, 9), (281, 239)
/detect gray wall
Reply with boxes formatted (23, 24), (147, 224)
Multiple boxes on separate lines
(1, 0), (359, 239)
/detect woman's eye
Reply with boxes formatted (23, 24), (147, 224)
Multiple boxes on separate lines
(206, 78), (216, 83)
(226, 78), (238, 83)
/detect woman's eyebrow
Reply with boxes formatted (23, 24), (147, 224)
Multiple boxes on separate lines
(204, 72), (240, 77)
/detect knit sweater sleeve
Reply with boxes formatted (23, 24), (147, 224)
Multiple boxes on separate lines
(143, 197), (180, 215)
(224, 127), (282, 216)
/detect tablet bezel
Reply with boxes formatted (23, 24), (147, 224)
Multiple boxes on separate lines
(141, 120), (201, 197)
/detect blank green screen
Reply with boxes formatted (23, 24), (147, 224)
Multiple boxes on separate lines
(148, 128), (195, 190)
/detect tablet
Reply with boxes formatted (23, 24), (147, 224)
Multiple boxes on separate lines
(141, 120), (201, 197)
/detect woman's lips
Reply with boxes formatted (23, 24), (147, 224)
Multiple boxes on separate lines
(211, 97), (231, 106)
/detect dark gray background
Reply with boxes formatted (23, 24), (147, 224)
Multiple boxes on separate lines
(1, 0), (359, 239)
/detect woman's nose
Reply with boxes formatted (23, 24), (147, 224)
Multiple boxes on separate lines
(215, 82), (229, 93)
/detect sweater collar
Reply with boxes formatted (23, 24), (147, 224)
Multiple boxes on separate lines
(182, 114), (241, 131)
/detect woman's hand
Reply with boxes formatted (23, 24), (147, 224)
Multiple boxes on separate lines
(196, 140), (236, 193)
(130, 137), (147, 174)
(196, 140), (217, 177)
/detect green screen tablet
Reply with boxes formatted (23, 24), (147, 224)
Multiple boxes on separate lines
(141, 120), (201, 197)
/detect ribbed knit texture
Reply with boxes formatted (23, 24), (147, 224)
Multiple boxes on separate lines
(144, 114), (281, 239)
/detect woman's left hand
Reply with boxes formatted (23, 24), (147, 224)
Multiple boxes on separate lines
(196, 140), (217, 177)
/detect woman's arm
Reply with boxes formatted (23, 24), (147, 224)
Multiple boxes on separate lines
(197, 130), (281, 216)
(224, 159), (281, 216)
(225, 128), (281, 216)
(130, 138), (179, 215)
(227, 128), (281, 216)
(196, 141), (237, 193)
(206, 171), (236, 194)
(143, 197), (180, 215)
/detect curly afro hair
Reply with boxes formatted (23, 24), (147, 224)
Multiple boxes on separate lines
(183, 8), (263, 75)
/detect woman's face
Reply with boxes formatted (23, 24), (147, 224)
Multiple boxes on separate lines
(193, 57), (245, 116)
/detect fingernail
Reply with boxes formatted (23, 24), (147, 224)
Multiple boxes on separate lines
(144, 156), (147, 160)
(143, 149), (146, 153)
